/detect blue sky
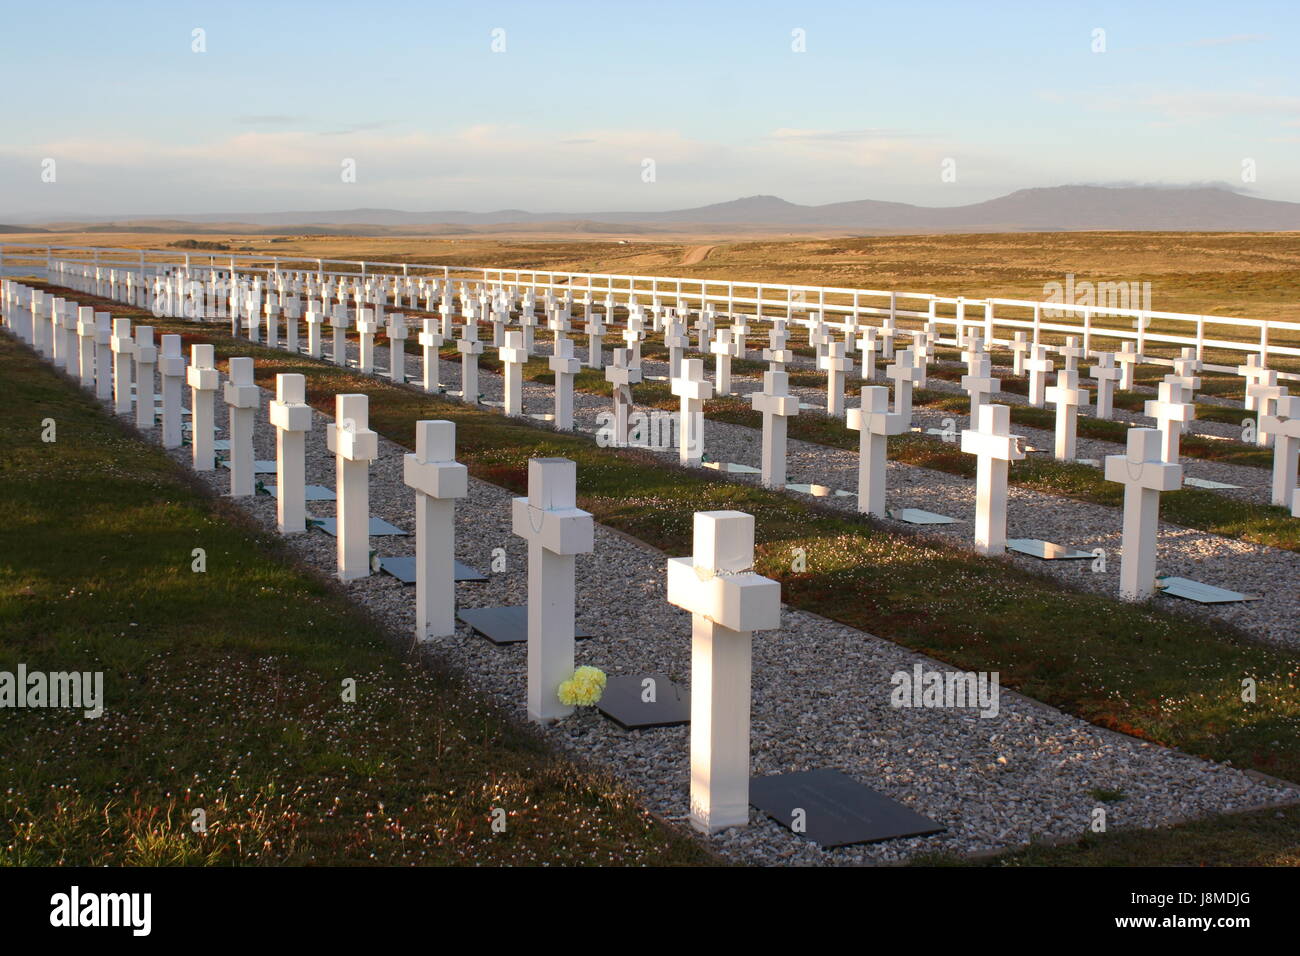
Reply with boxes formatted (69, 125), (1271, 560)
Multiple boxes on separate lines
(1, 0), (1297, 217)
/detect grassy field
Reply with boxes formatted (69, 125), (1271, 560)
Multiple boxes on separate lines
(4, 229), (1298, 317)
(0, 333), (713, 866)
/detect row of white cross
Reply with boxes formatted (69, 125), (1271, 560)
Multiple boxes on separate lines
(7, 268), (1299, 600)
(2, 276), (776, 836)
(40, 257), (1296, 436)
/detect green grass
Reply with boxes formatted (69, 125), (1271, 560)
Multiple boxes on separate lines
(920, 804), (1300, 867)
(0, 333), (713, 867)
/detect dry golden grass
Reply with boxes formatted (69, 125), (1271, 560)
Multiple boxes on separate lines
(7, 229), (1297, 322)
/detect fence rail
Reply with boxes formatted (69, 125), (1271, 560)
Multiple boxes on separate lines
(4, 241), (1297, 382)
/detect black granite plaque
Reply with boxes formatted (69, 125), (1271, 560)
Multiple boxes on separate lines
(749, 769), (944, 847)
(596, 674), (690, 730)
(376, 555), (487, 584)
(458, 606), (594, 645)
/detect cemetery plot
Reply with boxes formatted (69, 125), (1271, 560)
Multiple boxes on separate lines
(7, 267), (1300, 866)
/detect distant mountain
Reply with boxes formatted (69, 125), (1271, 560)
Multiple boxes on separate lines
(10, 185), (1300, 234)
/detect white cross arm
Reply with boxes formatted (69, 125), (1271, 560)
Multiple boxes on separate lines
(187, 366), (219, 390)
(847, 407), (910, 436)
(511, 498), (594, 555)
(326, 422), (379, 461)
(666, 557), (781, 633)
(224, 381), (259, 409)
(404, 454), (468, 499)
(960, 429), (1026, 461)
(1103, 455), (1182, 491)
(751, 392), (799, 416)
(269, 399), (313, 433)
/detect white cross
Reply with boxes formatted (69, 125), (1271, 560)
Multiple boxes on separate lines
(490, 299), (508, 347)
(75, 305), (96, 389)
(58, 299), (77, 371)
(326, 393), (379, 581)
(547, 305), (571, 354)
(664, 317), (691, 379)
(1115, 340), (1142, 391)
(405, 420), (468, 640)
(133, 325), (158, 430)
(604, 347), (641, 445)
(763, 324), (793, 372)
(1089, 351), (1122, 419)
(224, 357), (260, 498)
(1008, 331), (1030, 376)
(158, 333), (187, 449)
(385, 313), (409, 384)
(961, 334), (986, 377)
(730, 317), (751, 358)
(961, 354), (1001, 420)
(1059, 335), (1086, 373)
(263, 294), (280, 349)
(711, 328), (738, 396)
(1104, 428), (1182, 601)
(458, 319), (484, 404)
(549, 337), (582, 431)
(305, 304), (326, 358)
(269, 373), (313, 534)
(666, 511), (780, 833)
(1236, 354), (1268, 411)
(879, 315), (898, 359)
(511, 457), (594, 723)
(886, 347), (922, 417)
(1144, 379), (1195, 463)
(586, 310), (607, 369)
(819, 339), (853, 417)
(186, 344), (219, 472)
(1260, 395), (1300, 507)
(329, 304), (351, 368)
(958, 404), (1025, 554)
(1248, 372), (1286, 448)
(500, 329), (529, 417)
(672, 358), (713, 464)
(1025, 345), (1054, 407)
(1045, 368), (1090, 460)
(93, 313), (112, 401)
(439, 297), (456, 339)
(519, 305), (538, 354)
(750, 370), (800, 488)
(623, 315), (646, 368)
(857, 327), (881, 381)
(418, 318), (444, 391)
(694, 310), (715, 354)
(847, 385), (909, 517)
(356, 308), (380, 373)
(110, 317), (134, 415)
(1168, 347), (1201, 395)
(809, 320), (831, 363)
